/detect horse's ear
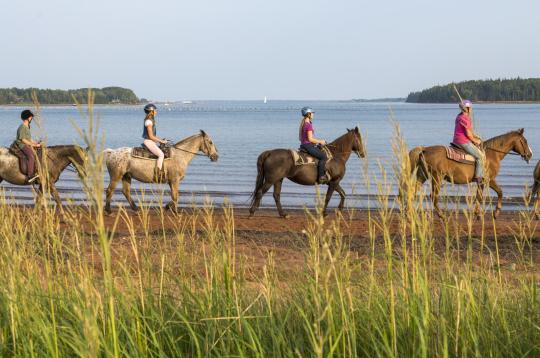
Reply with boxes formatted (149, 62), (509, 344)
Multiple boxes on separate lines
(346, 128), (351, 132)
(518, 128), (524, 134)
(354, 126), (359, 133)
(200, 130), (207, 137)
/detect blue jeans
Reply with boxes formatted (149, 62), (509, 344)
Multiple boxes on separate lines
(457, 142), (484, 178)
(300, 143), (327, 179)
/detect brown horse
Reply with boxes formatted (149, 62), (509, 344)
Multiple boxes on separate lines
(529, 160), (540, 219)
(249, 127), (365, 218)
(409, 128), (532, 218)
(0, 145), (86, 209)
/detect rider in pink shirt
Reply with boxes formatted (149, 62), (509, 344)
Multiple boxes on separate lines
(453, 100), (484, 183)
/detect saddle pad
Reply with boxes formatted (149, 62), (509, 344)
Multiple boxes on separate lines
(131, 145), (172, 160)
(9, 141), (44, 175)
(445, 146), (475, 165)
(289, 146), (333, 166)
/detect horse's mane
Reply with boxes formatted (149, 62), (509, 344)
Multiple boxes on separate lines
(174, 133), (202, 147)
(329, 131), (354, 152)
(483, 130), (521, 148)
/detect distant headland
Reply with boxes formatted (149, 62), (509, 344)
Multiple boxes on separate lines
(0, 87), (140, 105)
(406, 78), (540, 103)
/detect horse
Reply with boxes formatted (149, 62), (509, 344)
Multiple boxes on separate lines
(104, 130), (219, 214)
(408, 128), (532, 219)
(0, 145), (86, 209)
(249, 127), (365, 218)
(529, 160), (540, 219)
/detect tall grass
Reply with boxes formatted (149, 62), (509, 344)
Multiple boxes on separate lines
(0, 96), (538, 356)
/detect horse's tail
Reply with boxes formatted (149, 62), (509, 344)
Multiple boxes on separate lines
(529, 160), (540, 202)
(409, 146), (428, 182)
(250, 150), (272, 206)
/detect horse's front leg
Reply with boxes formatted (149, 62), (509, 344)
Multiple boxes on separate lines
(489, 179), (503, 219)
(49, 183), (64, 213)
(322, 183), (335, 217)
(166, 178), (179, 212)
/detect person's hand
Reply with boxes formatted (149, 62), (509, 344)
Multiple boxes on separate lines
(320, 140), (327, 145)
(161, 139), (169, 144)
(474, 139), (482, 146)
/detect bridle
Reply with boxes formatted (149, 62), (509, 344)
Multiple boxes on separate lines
(172, 135), (215, 157)
(482, 135), (531, 160)
(326, 134), (363, 157)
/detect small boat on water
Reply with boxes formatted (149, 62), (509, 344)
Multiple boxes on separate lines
(182, 100), (193, 105)
(263, 96), (267, 104)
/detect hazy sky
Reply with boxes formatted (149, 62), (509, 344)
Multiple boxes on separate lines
(2, 0), (539, 100)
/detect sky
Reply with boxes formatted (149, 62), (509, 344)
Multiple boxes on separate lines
(2, 0), (540, 101)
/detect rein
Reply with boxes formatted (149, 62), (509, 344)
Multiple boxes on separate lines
(173, 146), (207, 156)
(483, 146), (521, 156)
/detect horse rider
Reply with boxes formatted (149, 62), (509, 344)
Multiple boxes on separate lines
(453, 99), (485, 184)
(299, 106), (329, 184)
(142, 103), (169, 181)
(16, 110), (42, 183)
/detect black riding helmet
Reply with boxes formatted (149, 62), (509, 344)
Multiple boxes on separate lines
(21, 109), (34, 120)
(144, 103), (157, 114)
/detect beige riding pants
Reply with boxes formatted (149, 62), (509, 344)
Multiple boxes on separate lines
(143, 139), (164, 170)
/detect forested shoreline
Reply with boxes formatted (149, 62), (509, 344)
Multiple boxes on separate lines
(406, 78), (540, 103)
(0, 87), (140, 105)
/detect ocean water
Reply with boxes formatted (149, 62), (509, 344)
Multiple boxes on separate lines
(0, 101), (539, 210)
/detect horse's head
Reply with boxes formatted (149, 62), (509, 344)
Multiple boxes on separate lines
(513, 128), (533, 163)
(349, 127), (365, 158)
(199, 130), (219, 162)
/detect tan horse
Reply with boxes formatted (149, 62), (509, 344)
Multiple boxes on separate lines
(104, 131), (218, 214)
(409, 129), (532, 218)
(0, 145), (86, 208)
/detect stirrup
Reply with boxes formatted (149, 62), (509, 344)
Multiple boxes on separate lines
(27, 174), (40, 184)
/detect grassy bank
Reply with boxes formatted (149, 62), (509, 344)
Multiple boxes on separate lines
(0, 96), (538, 357)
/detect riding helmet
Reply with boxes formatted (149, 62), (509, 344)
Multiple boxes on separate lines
(301, 107), (314, 117)
(144, 103), (157, 114)
(21, 109), (34, 120)
(459, 99), (472, 109)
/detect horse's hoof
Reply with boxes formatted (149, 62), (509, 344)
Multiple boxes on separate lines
(131, 206), (139, 212)
(493, 210), (500, 219)
(280, 214), (289, 219)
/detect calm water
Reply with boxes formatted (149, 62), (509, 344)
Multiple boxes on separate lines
(0, 101), (539, 209)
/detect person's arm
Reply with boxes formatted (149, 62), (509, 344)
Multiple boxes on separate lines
(307, 131), (326, 145)
(465, 128), (481, 145)
(145, 123), (167, 144)
(21, 138), (41, 148)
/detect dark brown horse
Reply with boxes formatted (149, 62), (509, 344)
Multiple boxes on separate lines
(529, 160), (540, 219)
(0, 145), (86, 209)
(249, 127), (365, 218)
(409, 129), (532, 218)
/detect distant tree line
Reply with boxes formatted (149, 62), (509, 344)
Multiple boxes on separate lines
(406, 78), (540, 103)
(0, 87), (140, 105)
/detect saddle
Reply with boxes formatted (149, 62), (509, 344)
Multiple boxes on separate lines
(445, 143), (476, 165)
(131, 143), (172, 160)
(289, 146), (333, 166)
(8, 141), (43, 175)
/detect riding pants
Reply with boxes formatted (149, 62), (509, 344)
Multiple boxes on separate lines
(457, 142), (484, 179)
(300, 143), (327, 179)
(143, 139), (165, 170)
(21, 145), (36, 177)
